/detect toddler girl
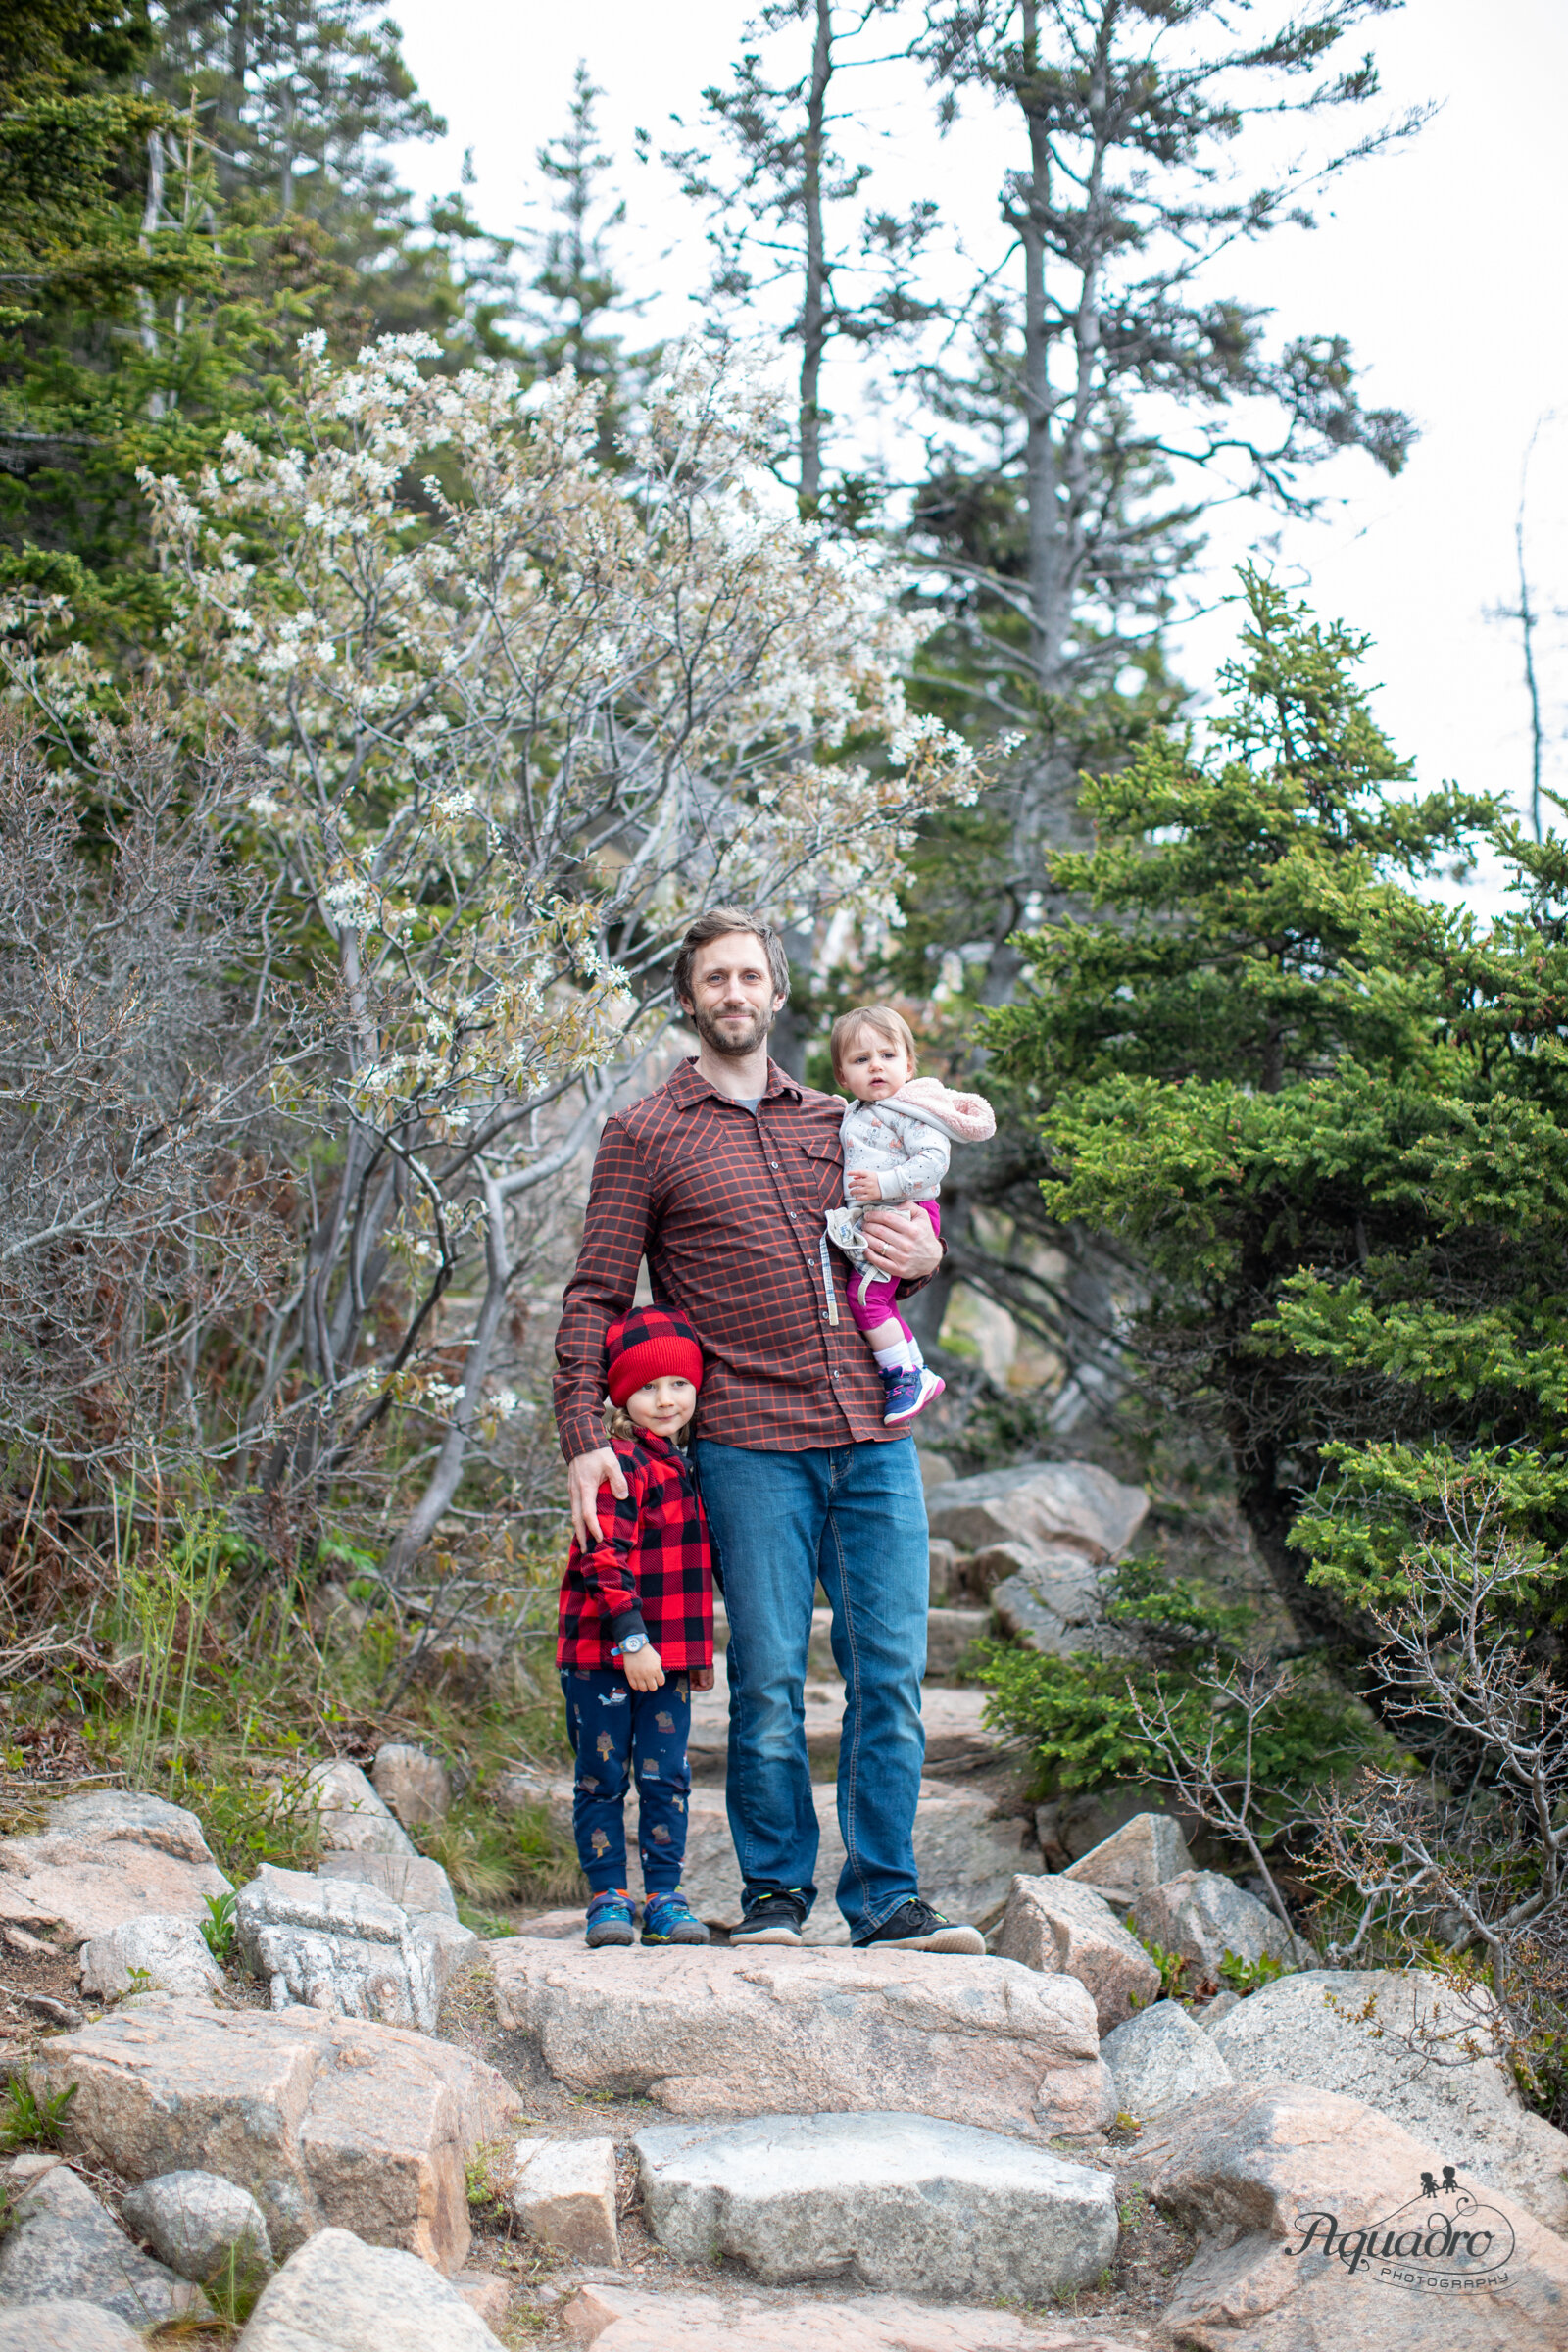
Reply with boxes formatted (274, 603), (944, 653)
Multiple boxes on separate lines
(557, 1305), (714, 1948)
(825, 1005), (996, 1425)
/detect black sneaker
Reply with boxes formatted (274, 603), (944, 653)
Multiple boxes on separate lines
(856, 1898), (984, 1954)
(730, 1888), (808, 1945)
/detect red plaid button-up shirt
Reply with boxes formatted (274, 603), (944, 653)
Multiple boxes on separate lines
(555, 1056), (933, 1459)
(557, 1429), (713, 1671)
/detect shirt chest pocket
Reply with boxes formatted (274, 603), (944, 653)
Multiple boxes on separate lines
(794, 1132), (845, 1214)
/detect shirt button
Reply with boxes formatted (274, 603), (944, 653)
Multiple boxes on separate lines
(770, 1160), (780, 1169)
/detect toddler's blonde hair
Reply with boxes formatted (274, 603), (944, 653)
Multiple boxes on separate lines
(830, 1004), (918, 1083)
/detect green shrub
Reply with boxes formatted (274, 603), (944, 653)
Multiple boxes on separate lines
(973, 1549), (1383, 1817)
(1218, 1947), (1287, 1995)
(1134, 1934), (1189, 2001)
(973, 1642), (1178, 1791)
(0, 2078), (75, 2153)
(169, 1763), (321, 1882)
(199, 1890), (237, 1965)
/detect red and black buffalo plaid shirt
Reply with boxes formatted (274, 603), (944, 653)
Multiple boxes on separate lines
(557, 1429), (713, 1671)
(554, 1056), (935, 1460)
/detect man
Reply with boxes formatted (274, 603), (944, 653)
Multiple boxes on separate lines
(555, 906), (985, 1952)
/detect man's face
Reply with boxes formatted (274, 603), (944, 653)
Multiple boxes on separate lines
(681, 930), (786, 1058)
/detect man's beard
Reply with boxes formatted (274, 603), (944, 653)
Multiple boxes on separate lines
(692, 1000), (775, 1058)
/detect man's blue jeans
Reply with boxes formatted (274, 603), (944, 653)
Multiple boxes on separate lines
(693, 1436), (928, 1941)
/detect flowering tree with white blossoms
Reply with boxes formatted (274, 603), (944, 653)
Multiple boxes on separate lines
(131, 332), (984, 1579)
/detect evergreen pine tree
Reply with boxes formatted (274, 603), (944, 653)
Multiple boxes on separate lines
(527, 62), (655, 461)
(986, 570), (1568, 1667)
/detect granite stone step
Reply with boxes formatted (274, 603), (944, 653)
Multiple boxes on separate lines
(634, 2110), (1118, 2297)
(484, 1943), (1111, 2140)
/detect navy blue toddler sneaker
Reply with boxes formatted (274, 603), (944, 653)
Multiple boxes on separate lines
(880, 1364), (945, 1425)
(585, 1888), (637, 1947)
(642, 1889), (710, 1945)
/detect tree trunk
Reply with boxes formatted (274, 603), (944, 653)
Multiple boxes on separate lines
(137, 131), (166, 418)
(1018, 0), (1057, 694)
(278, 83), (295, 217)
(1229, 1423), (1370, 1665)
(798, 0), (832, 513)
(219, 0), (249, 195)
(383, 1177), (513, 1585)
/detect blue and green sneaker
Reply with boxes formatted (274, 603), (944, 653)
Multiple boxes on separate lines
(585, 1888), (638, 1947)
(640, 1889), (710, 1946)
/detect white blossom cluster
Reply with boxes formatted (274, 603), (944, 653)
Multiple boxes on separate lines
(122, 334), (988, 1142)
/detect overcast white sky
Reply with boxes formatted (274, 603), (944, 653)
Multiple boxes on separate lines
(385, 0), (1568, 893)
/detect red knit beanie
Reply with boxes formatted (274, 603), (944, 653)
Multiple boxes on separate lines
(605, 1306), (705, 1408)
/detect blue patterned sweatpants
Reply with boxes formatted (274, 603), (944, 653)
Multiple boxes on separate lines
(560, 1666), (693, 1894)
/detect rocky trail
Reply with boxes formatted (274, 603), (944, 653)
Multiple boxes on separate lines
(2, 1457), (1567, 2348)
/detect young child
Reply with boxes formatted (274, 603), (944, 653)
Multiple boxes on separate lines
(825, 1005), (996, 1426)
(557, 1305), (714, 1949)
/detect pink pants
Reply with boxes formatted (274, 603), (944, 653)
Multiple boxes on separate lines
(845, 1200), (941, 1339)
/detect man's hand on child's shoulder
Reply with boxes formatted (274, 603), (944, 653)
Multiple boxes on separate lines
(568, 1444), (628, 1545)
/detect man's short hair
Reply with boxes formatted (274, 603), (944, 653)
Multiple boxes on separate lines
(830, 1004), (918, 1081)
(673, 907), (791, 1009)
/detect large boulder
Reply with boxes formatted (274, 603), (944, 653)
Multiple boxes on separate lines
(634, 2111), (1117, 2299)
(924, 1460), (1148, 1563)
(371, 1743), (452, 1829)
(923, 1607), (992, 1681)
(317, 1848), (460, 1919)
(1035, 1786), (1176, 1874)
(1063, 1812), (1194, 1893)
(505, 2137), (619, 2264)
(77, 1913), (221, 2001)
(963, 1539), (1074, 1598)
(1209, 1968), (1568, 2234)
(991, 1874), (1160, 2033)
(1128, 1869), (1302, 1977)
(1127, 2082), (1568, 2351)
(989, 1566), (1091, 1656)
(917, 1448), (956, 1493)
(235, 1863), (454, 2033)
(983, 1551), (1144, 1659)
(1100, 2000), (1234, 2121)
(236, 2227), (498, 2351)
(0, 2158), (202, 2324)
(0, 2305), (144, 2352)
(926, 1538), (960, 1604)
(308, 1759), (417, 1858)
(121, 2169), (273, 2283)
(486, 1943), (1111, 2141)
(563, 2282), (1146, 2351)
(25, 1990), (522, 2273)
(0, 1791), (230, 1949)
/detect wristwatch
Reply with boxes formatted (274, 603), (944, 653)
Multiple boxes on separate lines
(612, 1634), (650, 1657)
